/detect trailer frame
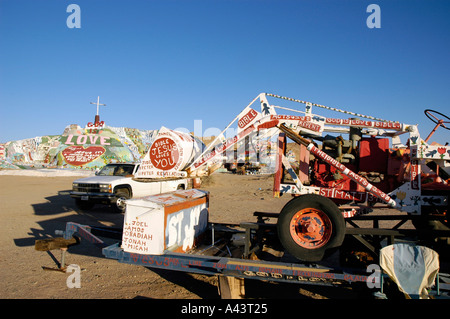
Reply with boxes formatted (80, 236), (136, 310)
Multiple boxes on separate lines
(48, 214), (450, 299)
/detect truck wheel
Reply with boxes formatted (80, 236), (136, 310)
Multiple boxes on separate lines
(112, 189), (130, 213)
(277, 194), (345, 262)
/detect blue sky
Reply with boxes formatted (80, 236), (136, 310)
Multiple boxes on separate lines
(0, 0), (449, 144)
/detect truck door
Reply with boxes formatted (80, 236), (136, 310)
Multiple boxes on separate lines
(130, 165), (161, 197)
(160, 179), (185, 193)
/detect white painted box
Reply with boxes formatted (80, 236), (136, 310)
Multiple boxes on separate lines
(121, 189), (209, 255)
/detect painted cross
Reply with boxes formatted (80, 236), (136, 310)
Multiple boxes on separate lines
(90, 96), (106, 124)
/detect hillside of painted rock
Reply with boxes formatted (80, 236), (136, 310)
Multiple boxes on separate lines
(0, 123), (157, 170)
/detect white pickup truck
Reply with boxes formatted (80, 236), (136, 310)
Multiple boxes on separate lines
(70, 163), (190, 213)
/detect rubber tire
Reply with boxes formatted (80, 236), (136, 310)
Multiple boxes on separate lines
(112, 189), (130, 213)
(277, 194), (346, 262)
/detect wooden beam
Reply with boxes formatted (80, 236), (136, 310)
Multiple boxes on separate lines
(217, 275), (245, 299)
(35, 237), (78, 251)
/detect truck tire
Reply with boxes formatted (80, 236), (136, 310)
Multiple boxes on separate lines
(277, 194), (345, 262)
(112, 189), (130, 213)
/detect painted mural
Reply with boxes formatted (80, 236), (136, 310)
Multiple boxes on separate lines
(0, 123), (157, 170)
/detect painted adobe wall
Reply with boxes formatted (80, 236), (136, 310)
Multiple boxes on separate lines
(0, 123), (157, 170)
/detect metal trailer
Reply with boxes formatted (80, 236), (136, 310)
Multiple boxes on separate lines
(39, 211), (450, 299)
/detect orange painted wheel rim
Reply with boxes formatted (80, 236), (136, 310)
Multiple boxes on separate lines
(289, 208), (332, 249)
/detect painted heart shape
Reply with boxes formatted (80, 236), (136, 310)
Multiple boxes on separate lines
(62, 146), (106, 166)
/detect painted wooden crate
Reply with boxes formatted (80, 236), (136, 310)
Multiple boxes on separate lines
(121, 189), (209, 255)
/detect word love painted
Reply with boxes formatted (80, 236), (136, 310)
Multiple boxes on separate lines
(65, 134), (111, 146)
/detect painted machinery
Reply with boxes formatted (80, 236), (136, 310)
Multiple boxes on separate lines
(182, 93), (450, 262)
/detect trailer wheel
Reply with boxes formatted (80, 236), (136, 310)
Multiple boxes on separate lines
(277, 194), (345, 262)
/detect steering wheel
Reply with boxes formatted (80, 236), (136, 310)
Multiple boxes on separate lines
(424, 109), (450, 131)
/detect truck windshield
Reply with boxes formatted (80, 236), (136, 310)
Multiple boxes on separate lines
(98, 164), (135, 176)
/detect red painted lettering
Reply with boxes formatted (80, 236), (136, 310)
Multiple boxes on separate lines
(150, 138), (179, 170)
(238, 109), (258, 128)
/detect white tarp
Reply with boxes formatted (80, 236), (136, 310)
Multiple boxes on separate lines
(379, 243), (440, 299)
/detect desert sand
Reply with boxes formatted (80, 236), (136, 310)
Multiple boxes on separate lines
(0, 171), (434, 300)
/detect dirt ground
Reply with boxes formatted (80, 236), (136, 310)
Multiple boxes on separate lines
(0, 172), (445, 301)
